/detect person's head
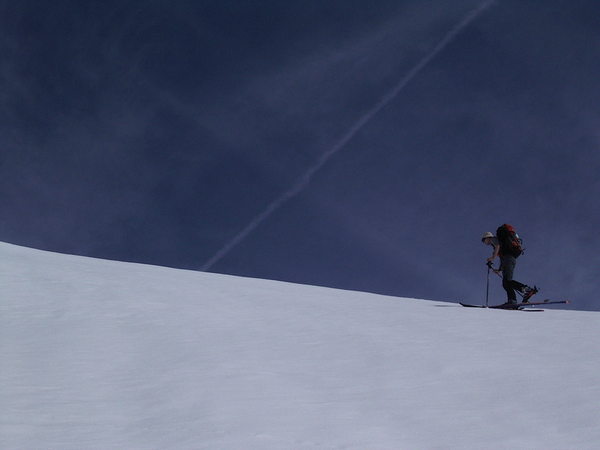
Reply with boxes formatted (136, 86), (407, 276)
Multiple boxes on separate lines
(481, 231), (494, 245)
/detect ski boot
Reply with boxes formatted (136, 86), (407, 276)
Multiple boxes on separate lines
(521, 286), (539, 303)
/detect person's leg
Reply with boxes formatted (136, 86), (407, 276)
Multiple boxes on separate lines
(501, 256), (517, 303)
(511, 279), (527, 293)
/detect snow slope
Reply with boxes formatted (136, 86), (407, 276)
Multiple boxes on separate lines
(1, 241), (598, 449)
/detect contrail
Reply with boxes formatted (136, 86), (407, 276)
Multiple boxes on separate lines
(201, 0), (495, 271)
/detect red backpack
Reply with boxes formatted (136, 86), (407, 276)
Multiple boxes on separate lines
(496, 224), (524, 257)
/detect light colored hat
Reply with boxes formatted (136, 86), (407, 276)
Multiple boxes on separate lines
(481, 231), (494, 242)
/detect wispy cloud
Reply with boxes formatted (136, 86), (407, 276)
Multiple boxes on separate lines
(201, 0), (496, 271)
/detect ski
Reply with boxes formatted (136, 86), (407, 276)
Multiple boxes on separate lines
(460, 299), (570, 310)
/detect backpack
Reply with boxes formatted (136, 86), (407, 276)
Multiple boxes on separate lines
(496, 224), (524, 258)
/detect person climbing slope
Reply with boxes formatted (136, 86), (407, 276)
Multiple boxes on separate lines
(481, 224), (538, 305)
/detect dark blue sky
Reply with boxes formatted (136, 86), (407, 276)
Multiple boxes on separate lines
(2, 0), (599, 310)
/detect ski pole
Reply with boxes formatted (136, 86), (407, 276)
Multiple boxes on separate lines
(485, 261), (491, 307)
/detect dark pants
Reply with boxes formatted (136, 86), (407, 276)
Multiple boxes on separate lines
(500, 255), (527, 302)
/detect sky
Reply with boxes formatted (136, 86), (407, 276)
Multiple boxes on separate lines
(1, 0), (599, 309)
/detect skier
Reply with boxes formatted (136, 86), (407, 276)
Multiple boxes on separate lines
(481, 230), (537, 305)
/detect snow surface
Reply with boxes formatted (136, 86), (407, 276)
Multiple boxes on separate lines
(1, 241), (599, 449)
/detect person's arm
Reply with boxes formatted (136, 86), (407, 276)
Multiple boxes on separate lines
(487, 244), (499, 263)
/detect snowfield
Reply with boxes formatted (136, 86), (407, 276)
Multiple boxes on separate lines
(1, 242), (598, 449)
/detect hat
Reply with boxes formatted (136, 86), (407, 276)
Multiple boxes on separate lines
(481, 231), (494, 242)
